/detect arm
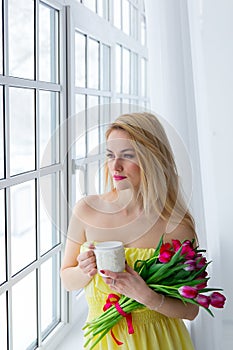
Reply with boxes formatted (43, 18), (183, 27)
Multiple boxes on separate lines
(60, 200), (97, 291)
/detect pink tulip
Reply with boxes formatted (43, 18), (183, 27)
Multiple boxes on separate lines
(210, 292), (226, 308)
(184, 260), (196, 271)
(196, 294), (210, 308)
(196, 278), (208, 290)
(181, 241), (196, 259)
(178, 286), (198, 299)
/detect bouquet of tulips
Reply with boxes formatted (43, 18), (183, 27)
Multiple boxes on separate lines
(83, 236), (226, 349)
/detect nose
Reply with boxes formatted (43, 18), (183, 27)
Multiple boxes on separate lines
(112, 157), (123, 172)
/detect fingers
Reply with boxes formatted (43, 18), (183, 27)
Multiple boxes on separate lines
(77, 250), (97, 276)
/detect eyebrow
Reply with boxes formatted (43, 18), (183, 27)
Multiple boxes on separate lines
(106, 148), (135, 153)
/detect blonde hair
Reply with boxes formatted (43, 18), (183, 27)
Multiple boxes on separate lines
(105, 112), (195, 233)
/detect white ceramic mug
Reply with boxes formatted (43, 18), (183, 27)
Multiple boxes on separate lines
(94, 241), (125, 276)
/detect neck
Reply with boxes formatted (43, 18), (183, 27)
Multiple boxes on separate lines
(111, 188), (142, 215)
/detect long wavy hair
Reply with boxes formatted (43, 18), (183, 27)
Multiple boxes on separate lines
(105, 112), (195, 233)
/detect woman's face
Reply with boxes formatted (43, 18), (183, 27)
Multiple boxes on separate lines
(106, 129), (141, 191)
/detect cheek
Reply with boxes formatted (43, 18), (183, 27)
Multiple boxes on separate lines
(129, 163), (141, 177)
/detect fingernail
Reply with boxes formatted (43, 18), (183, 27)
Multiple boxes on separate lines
(100, 270), (105, 274)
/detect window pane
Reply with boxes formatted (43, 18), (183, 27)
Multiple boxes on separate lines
(113, 0), (121, 29)
(41, 254), (60, 339)
(115, 45), (121, 93)
(40, 173), (60, 256)
(87, 161), (99, 194)
(40, 91), (59, 168)
(75, 32), (86, 87)
(87, 96), (99, 155)
(88, 38), (99, 89)
(8, 0), (34, 79)
(131, 5), (138, 40)
(0, 293), (7, 349)
(39, 2), (59, 83)
(131, 52), (138, 95)
(11, 180), (36, 275)
(0, 189), (6, 284)
(141, 57), (146, 97)
(75, 94), (86, 158)
(83, 0), (96, 12)
(101, 44), (110, 91)
(141, 15), (146, 46)
(0, 0), (2, 74)
(12, 272), (37, 350)
(75, 164), (86, 201)
(0, 86), (4, 179)
(97, 0), (109, 20)
(9, 87), (35, 176)
(122, 0), (130, 35)
(122, 47), (130, 94)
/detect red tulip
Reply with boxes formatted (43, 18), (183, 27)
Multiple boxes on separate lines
(210, 292), (226, 308)
(178, 286), (198, 299)
(196, 294), (210, 308)
(172, 239), (182, 252)
(159, 250), (174, 263)
(181, 241), (196, 259)
(196, 256), (207, 269)
(196, 278), (208, 290)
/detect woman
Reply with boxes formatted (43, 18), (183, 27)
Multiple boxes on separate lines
(60, 112), (198, 349)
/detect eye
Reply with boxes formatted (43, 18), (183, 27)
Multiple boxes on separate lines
(106, 153), (115, 159)
(123, 154), (135, 159)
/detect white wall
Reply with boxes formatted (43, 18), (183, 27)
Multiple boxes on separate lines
(146, 0), (233, 349)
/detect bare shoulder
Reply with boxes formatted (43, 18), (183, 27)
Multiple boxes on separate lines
(164, 223), (197, 244)
(73, 195), (100, 214)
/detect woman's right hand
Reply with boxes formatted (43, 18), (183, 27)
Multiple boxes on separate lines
(77, 249), (97, 277)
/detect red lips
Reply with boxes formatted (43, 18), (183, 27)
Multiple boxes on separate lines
(113, 175), (127, 181)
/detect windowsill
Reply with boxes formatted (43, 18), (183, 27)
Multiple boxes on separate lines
(56, 291), (88, 350)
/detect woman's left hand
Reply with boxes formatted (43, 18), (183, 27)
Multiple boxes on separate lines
(101, 264), (154, 306)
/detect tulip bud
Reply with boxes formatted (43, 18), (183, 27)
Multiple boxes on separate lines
(178, 286), (198, 299)
(210, 292), (226, 308)
(196, 294), (210, 308)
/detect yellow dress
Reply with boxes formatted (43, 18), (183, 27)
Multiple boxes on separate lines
(83, 247), (195, 350)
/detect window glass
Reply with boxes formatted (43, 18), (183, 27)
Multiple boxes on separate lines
(75, 32), (86, 87)
(75, 164), (86, 201)
(39, 2), (59, 83)
(101, 44), (110, 91)
(0, 293), (7, 349)
(0, 189), (6, 284)
(8, 0), (34, 79)
(131, 52), (138, 95)
(122, 0), (130, 35)
(87, 161), (100, 194)
(131, 5), (138, 40)
(9, 87), (35, 176)
(39, 90), (59, 168)
(141, 15), (146, 46)
(113, 0), (121, 29)
(97, 0), (109, 20)
(75, 94), (86, 158)
(11, 180), (36, 275)
(40, 173), (60, 256)
(88, 38), (99, 89)
(122, 47), (130, 94)
(12, 272), (37, 350)
(115, 45), (122, 93)
(0, 0), (2, 74)
(0, 86), (4, 179)
(141, 57), (146, 96)
(83, 0), (96, 12)
(87, 96), (99, 155)
(41, 254), (60, 339)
